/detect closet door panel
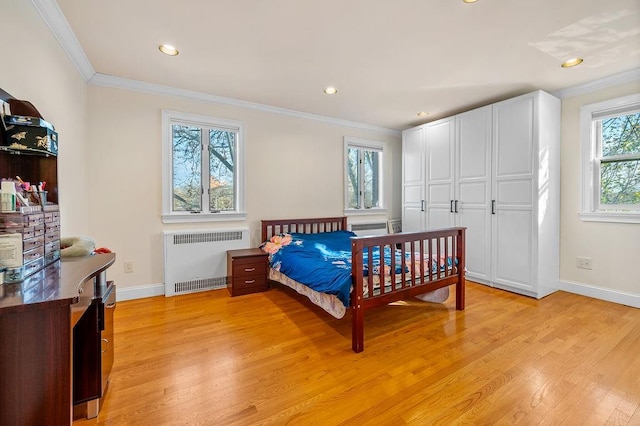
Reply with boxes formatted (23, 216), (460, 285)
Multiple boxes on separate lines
(426, 118), (455, 230)
(426, 119), (454, 182)
(458, 205), (491, 281)
(496, 179), (533, 207)
(402, 127), (425, 184)
(492, 209), (534, 290)
(493, 97), (534, 178)
(456, 106), (492, 284)
(402, 126), (426, 231)
(458, 106), (491, 181)
(459, 181), (488, 204)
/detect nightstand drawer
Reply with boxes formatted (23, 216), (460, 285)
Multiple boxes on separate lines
(232, 257), (267, 277)
(232, 274), (267, 290)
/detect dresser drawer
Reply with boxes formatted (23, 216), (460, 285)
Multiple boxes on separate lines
(23, 234), (45, 251)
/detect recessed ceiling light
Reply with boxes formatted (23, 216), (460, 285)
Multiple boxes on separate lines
(417, 111), (429, 117)
(324, 87), (338, 95)
(561, 57), (583, 68)
(463, 0), (478, 3)
(159, 44), (179, 56)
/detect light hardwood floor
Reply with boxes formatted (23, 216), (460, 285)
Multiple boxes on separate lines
(73, 282), (640, 425)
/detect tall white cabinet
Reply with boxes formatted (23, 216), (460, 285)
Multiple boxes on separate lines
(401, 90), (560, 298)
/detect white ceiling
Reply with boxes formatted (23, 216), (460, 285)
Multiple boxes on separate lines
(53, 0), (640, 130)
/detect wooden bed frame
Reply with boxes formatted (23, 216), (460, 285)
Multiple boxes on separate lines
(261, 216), (466, 353)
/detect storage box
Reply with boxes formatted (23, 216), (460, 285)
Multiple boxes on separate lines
(2, 115), (58, 156)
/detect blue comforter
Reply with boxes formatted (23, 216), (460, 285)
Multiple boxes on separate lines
(266, 231), (354, 306)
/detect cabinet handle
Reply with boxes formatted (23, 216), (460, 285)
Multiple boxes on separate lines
(491, 200), (496, 215)
(106, 302), (116, 309)
(450, 200), (454, 213)
(421, 200), (425, 212)
(245, 279), (256, 284)
(454, 200), (459, 213)
(102, 338), (109, 353)
(244, 267), (256, 272)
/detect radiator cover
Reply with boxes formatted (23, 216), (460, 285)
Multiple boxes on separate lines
(163, 228), (249, 296)
(349, 221), (389, 236)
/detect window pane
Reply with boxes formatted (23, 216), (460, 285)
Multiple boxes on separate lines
(362, 150), (380, 208)
(347, 148), (359, 208)
(172, 124), (201, 212)
(600, 159), (640, 206)
(601, 112), (640, 158)
(209, 129), (235, 211)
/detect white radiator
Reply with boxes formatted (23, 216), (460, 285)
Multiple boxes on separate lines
(349, 221), (389, 236)
(163, 228), (249, 296)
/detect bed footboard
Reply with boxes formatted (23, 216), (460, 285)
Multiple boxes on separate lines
(350, 227), (466, 353)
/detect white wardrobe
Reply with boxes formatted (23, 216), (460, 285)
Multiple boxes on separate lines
(402, 90), (561, 298)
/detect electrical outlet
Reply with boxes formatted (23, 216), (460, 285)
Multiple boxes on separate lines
(124, 261), (134, 273)
(576, 257), (592, 270)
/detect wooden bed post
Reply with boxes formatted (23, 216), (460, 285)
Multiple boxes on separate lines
(456, 228), (466, 310)
(351, 240), (364, 353)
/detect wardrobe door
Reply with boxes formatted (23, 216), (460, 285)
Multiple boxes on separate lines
(425, 117), (455, 230)
(402, 126), (426, 232)
(456, 106), (492, 284)
(491, 94), (536, 293)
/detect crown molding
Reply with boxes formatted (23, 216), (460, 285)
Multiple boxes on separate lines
(89, 73), (401, 137)
(32, 0), (399, 137)
(31, 0), (96, 81)
(553, 67), (640, 99)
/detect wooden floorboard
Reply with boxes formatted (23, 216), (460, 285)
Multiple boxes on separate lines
(73, 282), (640, 425)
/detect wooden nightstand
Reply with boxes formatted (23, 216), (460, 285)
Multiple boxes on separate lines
(227, 248), (268, 297)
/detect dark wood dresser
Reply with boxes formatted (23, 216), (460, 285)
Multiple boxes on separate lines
(0, 253), (115, 426)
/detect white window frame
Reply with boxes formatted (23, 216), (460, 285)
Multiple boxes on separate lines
(162, 110), (246, 223)
(579, 93), (640, 224)
(343, 137), (387, 216)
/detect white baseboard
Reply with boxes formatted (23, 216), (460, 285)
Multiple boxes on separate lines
(116, 283), (165, 302)
(114, 280), (639, 309)
(558, 280), (640, 309)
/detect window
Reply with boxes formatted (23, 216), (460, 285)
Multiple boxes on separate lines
(162, 110), (245, 223)
(580, 94), (640, 223)
(344, 137), (386, 214)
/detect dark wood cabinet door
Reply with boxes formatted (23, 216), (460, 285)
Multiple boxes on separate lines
(73, 302), (101, 404)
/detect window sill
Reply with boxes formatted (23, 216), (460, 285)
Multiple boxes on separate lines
(162, 212), (247, 224)
(343, 208), (388, 216)
(579, 211), (640, 224)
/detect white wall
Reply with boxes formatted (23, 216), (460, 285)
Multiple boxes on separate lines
(85, 85), (401, 295)
(3, 1), (90, 236)
(559, 81), (640, 306)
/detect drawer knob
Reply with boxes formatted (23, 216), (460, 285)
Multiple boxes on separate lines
(245, 279), (255, 284)
(244, 267), (256, 272)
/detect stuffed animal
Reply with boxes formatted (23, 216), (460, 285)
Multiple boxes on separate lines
(60, 236), (96, 258)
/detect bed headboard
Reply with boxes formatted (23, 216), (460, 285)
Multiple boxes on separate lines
(261, 217), (348, 241)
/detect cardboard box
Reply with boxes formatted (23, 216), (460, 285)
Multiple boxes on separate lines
(2, 115), (58, 156)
